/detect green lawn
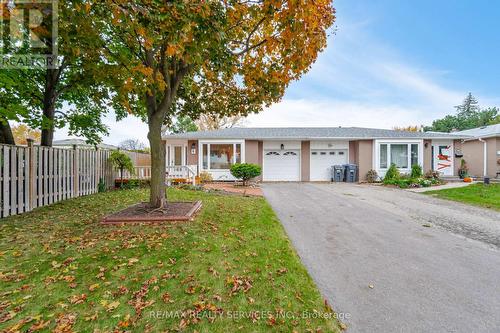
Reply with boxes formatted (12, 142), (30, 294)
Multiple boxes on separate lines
(424, 183), (500, 211)
(0, 188), (341, 332)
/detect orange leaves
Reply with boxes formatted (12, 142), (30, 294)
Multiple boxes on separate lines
(131, 64), (153, 78)
(28, 319), (51, 331)
(88, 283), (100, 292)
(226, 275), (253, 296)
(166, 45), (177, 57)
(54, 313), (76, 333)
(68, 294), (87, 305)
(162, 292), (173, 303)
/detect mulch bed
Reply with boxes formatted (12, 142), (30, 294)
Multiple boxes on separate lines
(101, 201), (202, 224)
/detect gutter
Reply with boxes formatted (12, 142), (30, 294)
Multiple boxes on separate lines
(163, 136), (470, 141)
(478, 138), (488, 177)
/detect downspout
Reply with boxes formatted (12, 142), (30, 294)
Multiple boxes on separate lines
(478, 138), (487, 177)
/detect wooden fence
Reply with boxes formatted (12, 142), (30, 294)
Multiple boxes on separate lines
(0, 141), (116, 219)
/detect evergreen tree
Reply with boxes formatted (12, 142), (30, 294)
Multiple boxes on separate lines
(425, 93), (498, 132)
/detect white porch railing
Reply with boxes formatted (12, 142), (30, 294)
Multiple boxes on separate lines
(121, 166), (152, 180)
(166, 165), (198, 185)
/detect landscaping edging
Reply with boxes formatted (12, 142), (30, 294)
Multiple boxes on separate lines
(101, 200), (202, 224)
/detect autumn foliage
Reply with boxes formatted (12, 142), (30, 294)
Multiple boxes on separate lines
(90, 0), (335, 207)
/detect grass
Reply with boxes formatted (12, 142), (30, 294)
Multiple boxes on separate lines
(0, 188), (341, 332)
(424, 183), (500, 211)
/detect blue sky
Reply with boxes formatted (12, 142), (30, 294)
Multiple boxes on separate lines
(246, 0), (500, 129)
(56, 0), (500, 144)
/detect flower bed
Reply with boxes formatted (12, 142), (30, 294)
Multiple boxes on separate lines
(381, 164), (444, 189)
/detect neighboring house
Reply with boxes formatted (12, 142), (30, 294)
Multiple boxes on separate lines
(52, 139), (119, 150)
(162, 127), (472, 182)
(53, 139), (152, 177)
(453, 124), (500, 178)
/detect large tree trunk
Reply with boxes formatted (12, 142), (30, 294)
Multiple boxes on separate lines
(148, 113), (167, 208)
(0, 118), (15, 145)
(40, 69), (59, 147)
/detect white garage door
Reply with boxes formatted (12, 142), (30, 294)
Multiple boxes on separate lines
(310, 149), (348, 181)
(263, 150), (300, 181)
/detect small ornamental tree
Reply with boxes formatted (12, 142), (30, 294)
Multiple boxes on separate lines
(108, 151), (135, 186)
(230, 163), (262, 186)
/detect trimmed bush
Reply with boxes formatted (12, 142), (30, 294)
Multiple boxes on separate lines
(410, 164), (423, 178)
(230, 163), (262, 186)
(383, 163), (400, 182)
(366, 169), (379, 183)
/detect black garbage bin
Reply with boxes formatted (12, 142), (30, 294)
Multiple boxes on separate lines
(332, 165), (345, 182)
(344, 164), (359, 182)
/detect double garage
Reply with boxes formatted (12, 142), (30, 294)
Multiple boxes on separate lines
(262, 141), (349, 181)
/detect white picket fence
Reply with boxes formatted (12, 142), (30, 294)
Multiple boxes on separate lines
(0, 142), (116, 219)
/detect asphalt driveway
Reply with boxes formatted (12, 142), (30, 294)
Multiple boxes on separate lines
(262, 183), (500, 333)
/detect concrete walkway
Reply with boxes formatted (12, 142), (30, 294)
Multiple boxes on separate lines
(262, 183), (500, 333)
(406, 181), (475, 193)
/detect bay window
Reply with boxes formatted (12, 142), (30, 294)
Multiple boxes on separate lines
(378, 142), (421, 170)
(210, 144), (234, 169)
(390, 144), (408, 168)
(201, 142), (243, 170)
(380, 144), (388, 169)
(411, 144), (419, 166)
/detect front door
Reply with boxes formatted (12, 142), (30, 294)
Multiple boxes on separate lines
(433, 143), (453, 176)
(173, 146), (183, 166)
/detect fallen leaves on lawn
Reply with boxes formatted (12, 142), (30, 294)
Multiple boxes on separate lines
(128, 277), (156, 320)
(226, 275), (253, 296)
(105, 300), (120, 312)
(88, 283), (100, 292)
(28, 319), (51, 331)
(162, 292), (173, 303)
(128, 258), (139, 266)
(54, 313), (76, 333)
(208, 267), (219, 276)
(69, 294), (87, 305)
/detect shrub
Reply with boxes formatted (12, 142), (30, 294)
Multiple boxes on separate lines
(115, 178), (150, 189)
(98, 178), (106, 193)
(199, 171), (213, 183)
(410, 164), (423, 178)
(366, 169), (379, 183)
(230, 163), (262, 186)
(424, 170), (441, 180)
(383, 163), (400, 181)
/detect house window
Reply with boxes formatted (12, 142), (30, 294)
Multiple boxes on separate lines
(380, 144), (387, 168)
(391, 144), (408, 169)
(210, 144), (234, 169)
(201, 142), (244, 170)
(411, 144), (418, 166)
(236, 144), (241, 163)
(379, 143), (420, 169)
(202, 144), (208, 169)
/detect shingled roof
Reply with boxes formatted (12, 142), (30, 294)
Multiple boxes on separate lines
(163, 127), (469, 140)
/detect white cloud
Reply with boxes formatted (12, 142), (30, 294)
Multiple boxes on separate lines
(54, 112), (149, 146)
(246, 99), (431, 129)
